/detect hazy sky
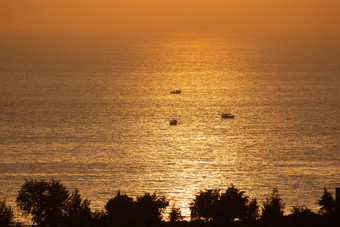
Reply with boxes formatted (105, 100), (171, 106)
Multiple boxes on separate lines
(1, 0), (340, 34)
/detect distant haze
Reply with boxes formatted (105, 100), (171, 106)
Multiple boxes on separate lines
(1, 0), (340, 35)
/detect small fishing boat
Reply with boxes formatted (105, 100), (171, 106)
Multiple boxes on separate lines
(170, 90), (181, 94)
(169, 119), (178, 125)
(221, 113), (235, 119)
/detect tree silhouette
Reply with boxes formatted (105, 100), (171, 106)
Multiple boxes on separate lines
(0, 199), (14, 227)
(216, 185), (249, 222)
(14, 179), (340, 226)
(190, 186), (259, 224)
(64, 189), (92, 227)
(317, 187), (339, 226)
(134, 192), (169, 226)
(16, 179), (70, 226)
(287, 204), (321, 227)
(105, 191), (134, 227)
(215, 185), (259, 224)
(90, 210), (108, 227)
(291, 204), (312, 215)
(245, 198), (260, 223)
(261, 188), (285, 226)
(168, 202), (183, 223)
(190, 189), (220, 222)
(317, 187), (335, 215)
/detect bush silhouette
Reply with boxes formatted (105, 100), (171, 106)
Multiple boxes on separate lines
(0, 198), (14, 227)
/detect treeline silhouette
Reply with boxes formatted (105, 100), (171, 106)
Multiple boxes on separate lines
(1, 179), (339, 227)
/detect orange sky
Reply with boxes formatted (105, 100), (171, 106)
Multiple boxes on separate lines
(1, 0), (340, 34)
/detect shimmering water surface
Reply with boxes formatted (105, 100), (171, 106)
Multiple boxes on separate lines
(0, 32), (339, 221)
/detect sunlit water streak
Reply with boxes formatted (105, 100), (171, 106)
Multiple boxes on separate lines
(0, 32), (339, 222)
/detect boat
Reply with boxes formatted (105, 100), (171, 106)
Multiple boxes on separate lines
(170, 90), (181, 94)
(221, 113), (235, 119)
(169, 119), (178, 125)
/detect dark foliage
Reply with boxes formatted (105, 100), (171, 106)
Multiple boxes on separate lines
(261, 188), (285, 227)
(245, 198), (260, 223)
(105, 191), (169, 227)
(105, 191), (134, 227)
(169, 203), (183, 223)
(134, 192), (169, 226)
(16, 179), (93, 227)
(0, 199), (14, 227)
(16, 179), (69, 226)
(190, 189), (220, 222)
(90, 210), (108, 227)
(215, 185), (258, 223)
(11, 179), (340, 227)
(318, 187), (335, 215)
(190, 185), (259, 225)
(316, 187), (339, 226)
(286, 205), (321, 227)
(64, 189), (92, 227)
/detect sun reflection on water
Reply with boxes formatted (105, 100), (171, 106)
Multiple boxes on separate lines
(1, 33), (339, 223)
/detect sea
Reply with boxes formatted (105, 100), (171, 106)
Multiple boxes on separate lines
(0, 32), (339, 222)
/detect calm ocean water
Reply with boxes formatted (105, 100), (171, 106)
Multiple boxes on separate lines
(0, 32), (339, 221)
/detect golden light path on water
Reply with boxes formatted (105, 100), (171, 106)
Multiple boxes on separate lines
(96, 33), (337, 219)
(1, 32), (339, 222)
(75, 34), (244, 219)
